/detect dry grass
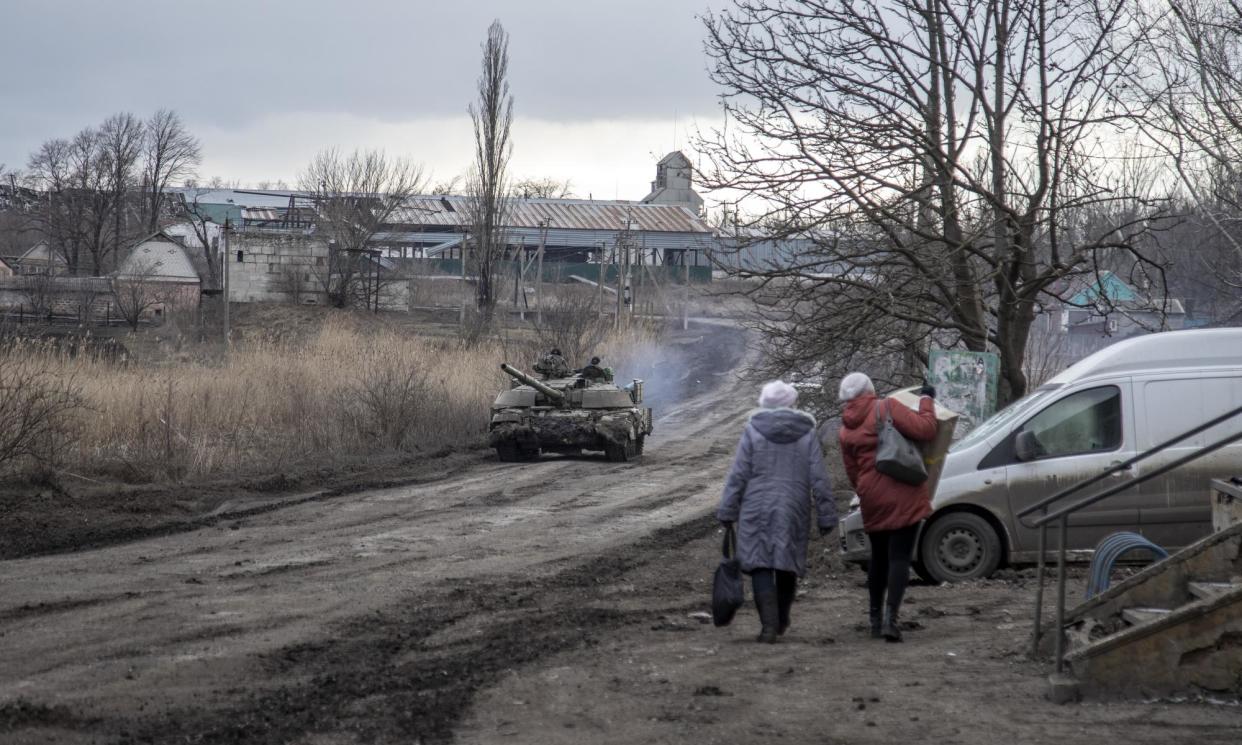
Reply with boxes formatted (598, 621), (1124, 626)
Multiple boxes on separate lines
(2, 315), (664, 483)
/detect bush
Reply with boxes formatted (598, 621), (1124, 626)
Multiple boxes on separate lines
(0, 350), (83, 474)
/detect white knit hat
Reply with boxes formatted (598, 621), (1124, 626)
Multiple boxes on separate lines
(758, 380), (798, 409)
(838, 372), (875, 402)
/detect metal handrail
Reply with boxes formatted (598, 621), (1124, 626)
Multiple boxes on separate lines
(1017, 402), (1242, 527)
(1029, 404), (1242, 673)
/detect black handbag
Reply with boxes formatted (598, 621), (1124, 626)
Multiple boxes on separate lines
(874, 399), (929, 486)
(711, 524), (744, 627)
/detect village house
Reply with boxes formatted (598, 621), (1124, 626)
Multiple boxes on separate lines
(113, 230), (205, 313)
(13, 241), (69, 276)
(1035, 270), (1187, 338)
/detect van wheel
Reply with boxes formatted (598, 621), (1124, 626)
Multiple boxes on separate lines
(918, 513), (1002, 583)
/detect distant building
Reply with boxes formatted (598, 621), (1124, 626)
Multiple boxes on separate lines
(14, 241), (68, 276)
(641, 151), (704, 215)
(1037, 270), (1186, 337)
(378, 194), (715, 267)
(0, 256), (14, 279)
(114, 231), (204, 311)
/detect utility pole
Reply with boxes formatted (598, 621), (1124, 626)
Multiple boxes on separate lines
(634, 234), (645, 317)
(614, 242), (624, 329)
(682, 255), (690, 331)
(459, 232), (469, 327)
(536, 219), (547, 325)
(597, 244), (605, 319)
(512, 236), (523, 311)
(222, 218), (231, 348)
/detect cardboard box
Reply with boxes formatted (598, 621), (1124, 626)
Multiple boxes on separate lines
(888, 387), (959, 499)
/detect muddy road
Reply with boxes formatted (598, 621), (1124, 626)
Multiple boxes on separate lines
(0, 325), (751, 743)
(4, 324), (1241, 744)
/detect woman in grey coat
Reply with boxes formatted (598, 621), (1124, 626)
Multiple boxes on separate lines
(717, 380), (837, 642)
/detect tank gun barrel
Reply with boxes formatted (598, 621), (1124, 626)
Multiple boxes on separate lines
(500, 363), (566, 403)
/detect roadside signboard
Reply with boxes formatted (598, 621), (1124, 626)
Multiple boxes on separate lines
(927, 348), (999, 436)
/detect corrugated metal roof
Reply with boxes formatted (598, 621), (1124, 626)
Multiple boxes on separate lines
(390, 196), (712, 234)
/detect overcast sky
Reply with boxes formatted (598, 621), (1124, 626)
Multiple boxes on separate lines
(1, 0), (727, 201)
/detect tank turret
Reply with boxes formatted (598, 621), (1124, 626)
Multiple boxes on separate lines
(500, 363), (566, 403)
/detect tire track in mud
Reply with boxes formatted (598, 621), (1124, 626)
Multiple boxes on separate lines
(114, 519), (718, 745)
(0, 325), (756, 744)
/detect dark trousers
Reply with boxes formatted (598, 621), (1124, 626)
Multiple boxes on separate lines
(867, 523), (920, 612)
(751, 568), (797, 628)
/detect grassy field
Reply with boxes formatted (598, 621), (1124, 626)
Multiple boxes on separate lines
(1, 309), (662, 484)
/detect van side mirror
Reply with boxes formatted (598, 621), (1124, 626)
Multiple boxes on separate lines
(1014, 429), (1041, 462)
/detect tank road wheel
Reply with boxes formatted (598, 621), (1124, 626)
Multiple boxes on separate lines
(605, 437), (636, 462)
(918, 512), (1002, 583)
(495, 443), (521, 463)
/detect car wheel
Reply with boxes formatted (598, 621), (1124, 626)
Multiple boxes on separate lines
(918, 512), (1002, 583)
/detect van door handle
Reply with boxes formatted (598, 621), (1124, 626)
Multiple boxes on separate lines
(1108, 461), (1132, 477)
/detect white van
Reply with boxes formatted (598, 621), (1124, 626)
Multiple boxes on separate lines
(837, 328), (1242, 582)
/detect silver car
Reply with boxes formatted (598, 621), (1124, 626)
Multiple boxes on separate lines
(839, 328), (1242, 582)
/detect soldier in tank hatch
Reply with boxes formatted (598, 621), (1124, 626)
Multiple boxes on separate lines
(533, 348), (570, 378)
(579, 356), (607, 381)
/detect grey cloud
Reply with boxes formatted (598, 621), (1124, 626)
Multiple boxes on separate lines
(0, 0), (724, 146)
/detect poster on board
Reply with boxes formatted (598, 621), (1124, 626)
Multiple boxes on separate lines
(927, 349), (999, 437)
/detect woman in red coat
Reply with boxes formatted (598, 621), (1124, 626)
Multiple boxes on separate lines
(838, 372), (938, 642)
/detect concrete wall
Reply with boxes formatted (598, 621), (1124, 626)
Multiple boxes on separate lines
(227, 231), (329, 304)
(226, 230), (411, 310)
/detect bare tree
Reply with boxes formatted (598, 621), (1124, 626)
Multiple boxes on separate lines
(430, 174), (466, 195)
(143, 110), (201, 232)
(511, 177), (573, 199)
(699, 0), (1168, 403)
(465, 19), (514, 323)
(19, 271), (58, 318)
(111, 258), (168, 330)
(27, 127), (117, 275)
(177, 190), (222, 288)
(1128, 1), (1242, 320)
(99, 113), (144, 259)
(534, 287), (611, 365)
(298, 148), (426, 308)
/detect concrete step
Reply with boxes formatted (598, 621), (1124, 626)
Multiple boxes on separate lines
(1056, 521), (1242, 639)
(1121, 607), (1171, 625)
(1066, 582), (1242, 699)
(1188, 581), (1240, 601)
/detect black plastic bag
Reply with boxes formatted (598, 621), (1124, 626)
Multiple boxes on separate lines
(712, 524), (744, 627)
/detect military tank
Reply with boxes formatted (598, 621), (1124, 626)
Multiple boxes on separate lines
(489, 362), (653, 462)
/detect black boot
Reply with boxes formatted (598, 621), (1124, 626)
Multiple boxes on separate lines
(776, 575), (796, 636)
(755, 589), (780, 643)
(882, 605), (903, 643)
(869, 606), (883, 639)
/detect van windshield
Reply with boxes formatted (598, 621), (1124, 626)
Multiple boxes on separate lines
(950, 384), (1061, 452)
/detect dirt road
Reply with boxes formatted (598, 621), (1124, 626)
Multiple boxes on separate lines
(0, 326), (751, 743)
(3, 325), (1241, 744)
